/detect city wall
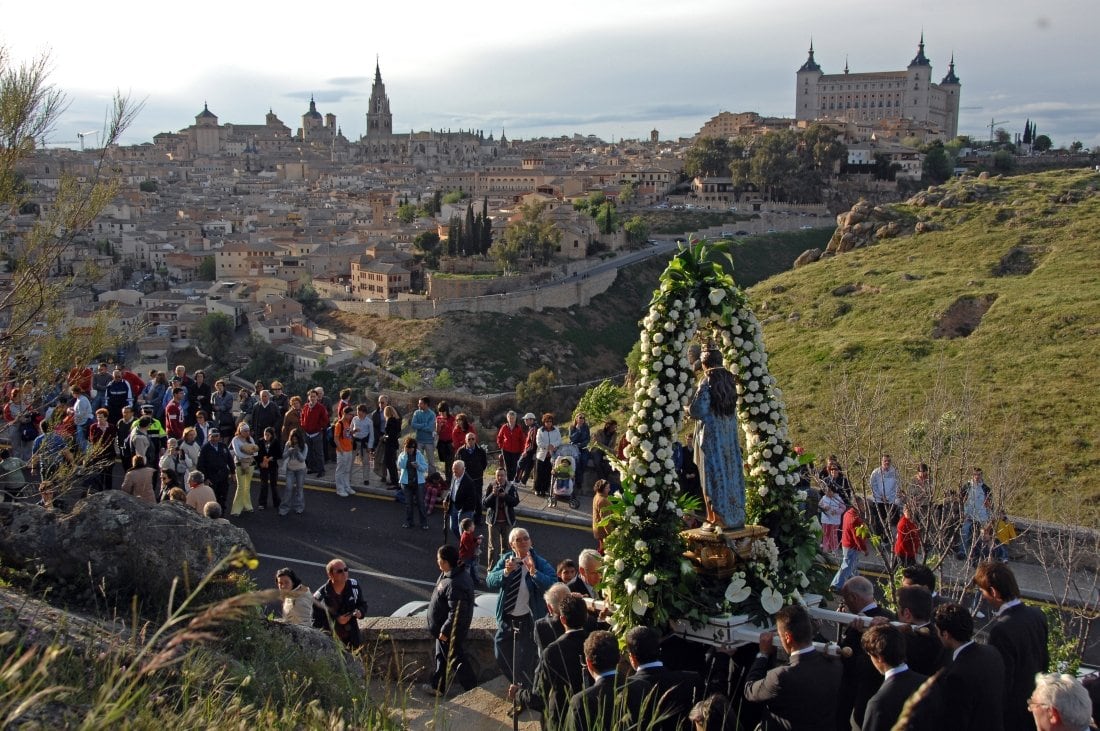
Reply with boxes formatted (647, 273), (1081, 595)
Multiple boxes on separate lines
(332, 267), (617, 320)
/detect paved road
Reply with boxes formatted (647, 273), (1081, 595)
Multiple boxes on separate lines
(241, 480), (593, 615)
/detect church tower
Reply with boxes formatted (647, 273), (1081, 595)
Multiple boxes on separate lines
(366, 58), (393, 139)
(904, 33), (933, 124)
(940, 53), (961, 138)
(795, 40), (823, 122)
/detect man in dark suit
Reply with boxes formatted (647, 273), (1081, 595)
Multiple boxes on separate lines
(837, 576), (897, 730)
(568, 548), (602, 598)
(446, 459), (479, 540)
(901, 564), (951, 608)
(934, 602), (1006, 731)
(743, 603), (842, 730)
(974, 561), (1049, 731)
(511, 594), (591, 730)
(535, 582), (571, 653)
(860, 624), (930, 731)
(567, 630), (651, 731)
(896, 585), (948, 676)
(625, 626), (703, 731)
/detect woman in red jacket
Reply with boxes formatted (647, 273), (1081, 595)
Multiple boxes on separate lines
(435, 401), (456, 481)
(495, 410), (526, 482)
(893, 504), (921, 567)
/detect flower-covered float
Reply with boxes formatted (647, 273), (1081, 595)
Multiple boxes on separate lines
(599, 240), (828, 640)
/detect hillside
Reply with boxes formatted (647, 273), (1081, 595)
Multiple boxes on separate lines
(745, 169), (1100, 520)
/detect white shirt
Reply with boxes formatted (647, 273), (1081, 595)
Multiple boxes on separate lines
(351, 415), (374, 447)
(952, 640), (974, 661)
(884, 663), (910, 680)
(994, 598), (1021, 616)
(869, 466), (900, 504)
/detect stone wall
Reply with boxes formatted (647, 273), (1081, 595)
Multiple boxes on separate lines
(359, 616), (500, 683)
(333, 267), (617, 320)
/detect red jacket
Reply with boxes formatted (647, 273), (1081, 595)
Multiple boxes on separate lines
(894, 515), (921, 559)
(840, 507), (867, 552)
(451, 424), (476, 452)
(299, 402), (329, 434)
(497, 422), (526, 453)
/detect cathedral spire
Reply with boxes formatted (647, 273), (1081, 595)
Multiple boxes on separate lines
(941, 52), (960, 84)
(374, 55), (382, 85)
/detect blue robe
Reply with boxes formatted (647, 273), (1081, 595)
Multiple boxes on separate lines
(689, 378), (745, 528)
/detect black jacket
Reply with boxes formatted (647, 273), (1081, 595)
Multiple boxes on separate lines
(628, 664), (703, 731)
(519, 628), (590, 727)
(838, 604), (897, 730)
(941, 641), (1005, 731)
(249, 400), (282, 435)
(312, 577), (369, 648)
(744, 648), (843, 731)
(448, 473), (479, 513)
(196, 440), (233, 484)
(862, 668), (928, 731)
(426, 562), (474, 641)
(567, 671), (651, 731)
(988, 603), (1049, 731)
(483, 479), (520, 526)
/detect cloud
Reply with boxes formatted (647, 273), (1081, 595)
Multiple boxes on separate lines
(285, 89), (365, 104)
(327, 76), (370, 86)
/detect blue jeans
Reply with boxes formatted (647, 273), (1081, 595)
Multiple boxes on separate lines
(404, 482), (426, 526)
(280, 469), (305, 515)
(831, 546), (863, 591)
(448, 507), (474, 541)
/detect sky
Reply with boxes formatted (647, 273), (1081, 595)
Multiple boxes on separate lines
(2, 0), (1097, 150)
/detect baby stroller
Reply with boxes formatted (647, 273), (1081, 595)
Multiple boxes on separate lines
(549, 454), (579, 509)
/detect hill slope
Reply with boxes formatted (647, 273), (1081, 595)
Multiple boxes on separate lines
(745, 169), (1100, 519)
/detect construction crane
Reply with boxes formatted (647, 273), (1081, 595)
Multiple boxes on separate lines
(988, 118), (1009, 144)
(77, 130), (99, 150)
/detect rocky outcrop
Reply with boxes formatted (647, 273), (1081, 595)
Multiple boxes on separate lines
(824, 199), (911, 254)
(0, 491), (254, 609)
(793, 248), (822, 267)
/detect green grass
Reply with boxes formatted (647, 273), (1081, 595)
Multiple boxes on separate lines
(743, 169), (1100, 520)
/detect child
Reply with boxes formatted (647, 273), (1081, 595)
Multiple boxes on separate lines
(458, 517), (483, 587)
(994, 511), (1017, 561)
(894, 504), (921, 567)
(557, 558), (579, 586)
(424, 472), (446, 515)
(970, 522), (1006, 565)
(818, 483), (845, 554)
(549, 455), (574, 507)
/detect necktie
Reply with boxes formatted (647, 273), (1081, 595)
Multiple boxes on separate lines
(502, 563), (523, 616)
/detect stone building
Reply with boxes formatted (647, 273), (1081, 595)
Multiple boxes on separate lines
(795, 34), (960, 139)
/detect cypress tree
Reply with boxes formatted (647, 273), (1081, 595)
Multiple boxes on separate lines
(464, 202), (475, 256)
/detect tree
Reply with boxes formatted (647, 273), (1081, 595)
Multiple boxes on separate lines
(1070, 140), (1084, 153)
(922, 142), (954, 184)
(574, 379), (626, 426)
(994, 128), (1011, 146)
(0, 47), (140, 426)
(396, 202), (416, 224)
(1033, 135), (1053, 152)
(442, 190), (464, 205)
(515, 366), (557, 415)
(197, 255), (216, 281)
(684, 137), (733, 178)
(992, 149), (1016, 173)
(295, 282), (322, 314)
(594, 201), (618, 235)
(623, 215), (650, 247)
(193, 312), (234, 361)
(618, 181), (636, 205)
(499, 201), (560, 266)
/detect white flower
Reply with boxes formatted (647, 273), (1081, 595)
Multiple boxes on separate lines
(757, 486), (769, 497)
(635, 539), (647, 551)
(665, 368), (676, 378)
(625, 577), (637, 595)
(614, 559), (626, 572)
(634, 494), (644, 506)
(648, 490), (660, 503)
(632, 590), (650, 616)
(647, 502), (659, 513)
(725, 575), (751, 604)
(708, 288), (727, 306)
(774, 474), (785, 486)
(733, 337), (744, 348)
(644, 572), (658, 586)
(663, 415), (675, 427)
(664, 354), (674, 366)
(796, 490), (808, 501)
(681, 559), (695, 575)
(651, 346), (661, 357)
(760, 587), (784, 615)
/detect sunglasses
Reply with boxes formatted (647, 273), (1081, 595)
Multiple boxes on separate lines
(331, 567), (349, 574)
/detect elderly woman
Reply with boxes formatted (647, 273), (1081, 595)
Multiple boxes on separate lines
(120, 454), (157, 504)
(229, 422), (258, 516)
(533, 413), (562, 498)
(276, 568), (313, 626)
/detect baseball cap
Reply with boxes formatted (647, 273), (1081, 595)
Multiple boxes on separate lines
(523, 412), (536, 421)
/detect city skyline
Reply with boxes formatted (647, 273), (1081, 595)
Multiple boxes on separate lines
(3, 0), (1096, 149)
